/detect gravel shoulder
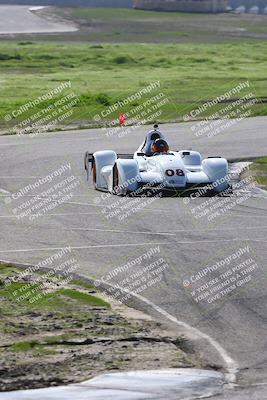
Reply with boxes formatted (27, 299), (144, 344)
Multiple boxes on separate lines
(249, 156), (267, 190)
(0, 263), (203, 392)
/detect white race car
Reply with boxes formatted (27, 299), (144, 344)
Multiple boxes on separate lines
(84, 125), (231, 196)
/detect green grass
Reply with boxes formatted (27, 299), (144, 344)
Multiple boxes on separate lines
(9, 338), (71, 355)
(52, 7), (267, 44)
(0, 263), (109, 314)
(0, 283), (109, 309)
(71, 279), (94, 289)
(255, 176), (267, 185)
(0, 41), (266, 130)
(1, 7), (267, 130)
(254, 156), (267, 164)
(59, 288), (110, 307)
(70, 7), (199, 20)
(251, 156), (267, 188)
(10, 340), (40, 352)
(0, 263), (20, 277)
(9, 333), (83, 352)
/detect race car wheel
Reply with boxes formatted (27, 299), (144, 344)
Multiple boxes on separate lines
(92, 156), (97, 187)
(112, 163), (127, 196)
(112, 164), (120, 195)
(84, 152), (89, 170)
(84, 152), (91, 182)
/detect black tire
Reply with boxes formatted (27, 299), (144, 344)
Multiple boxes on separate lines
(92, 156), (97, 186)
(84, 152), (88, 171)
(112, 163), (120, 195)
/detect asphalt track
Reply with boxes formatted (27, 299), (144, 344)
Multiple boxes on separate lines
(0, 5), (76, 34)
(0, 117), (267, 399)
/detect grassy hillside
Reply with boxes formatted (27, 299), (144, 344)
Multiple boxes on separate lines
(0, 8), (266, 131)
(0, 0), (132, 6)
(0, 41), (266, 131)
(49, 7), (267, 43)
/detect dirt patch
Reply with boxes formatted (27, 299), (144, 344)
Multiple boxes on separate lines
(240, 157), (267, 190)
(0, 263), (201, 392)
(249, 157), (267, 190)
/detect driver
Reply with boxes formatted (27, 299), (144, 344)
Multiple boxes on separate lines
(151, 138), (169, 155)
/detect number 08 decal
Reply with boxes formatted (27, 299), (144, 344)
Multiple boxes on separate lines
(165, 169), (184, 177)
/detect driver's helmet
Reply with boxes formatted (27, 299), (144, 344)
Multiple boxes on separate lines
(151, 138), (169, 154)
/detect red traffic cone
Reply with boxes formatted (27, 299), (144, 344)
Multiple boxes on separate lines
(119, 112), (125, 126)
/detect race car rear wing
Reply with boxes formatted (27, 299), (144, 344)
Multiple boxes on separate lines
(85, 153), (134, 162)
